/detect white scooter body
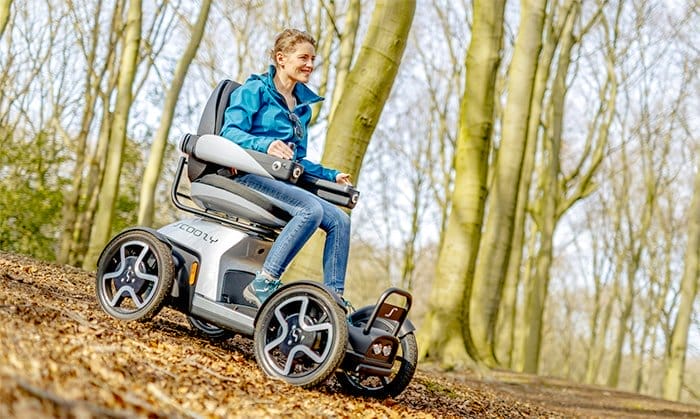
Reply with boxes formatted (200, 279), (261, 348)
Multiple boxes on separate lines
(158, 217), (270, 335)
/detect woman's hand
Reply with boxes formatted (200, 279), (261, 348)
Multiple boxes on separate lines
(267, 140), (294, 160)
(336, 173), (352, 185)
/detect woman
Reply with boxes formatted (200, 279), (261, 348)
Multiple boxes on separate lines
(220, 29), (352, 308)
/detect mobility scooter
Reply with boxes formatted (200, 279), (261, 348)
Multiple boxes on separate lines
(94, 80), (418, 398)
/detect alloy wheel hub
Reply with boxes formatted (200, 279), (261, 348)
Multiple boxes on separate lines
(114, 256), (147, 292)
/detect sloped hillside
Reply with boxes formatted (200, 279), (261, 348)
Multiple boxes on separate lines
(1, 251), (699, 418)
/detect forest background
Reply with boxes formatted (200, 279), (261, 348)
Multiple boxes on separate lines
(0, 0), (698, 406)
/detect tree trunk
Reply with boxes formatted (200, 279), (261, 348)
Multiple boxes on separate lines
(646, 229), (673, 394)
(400, 140), (427, 291)
(138, 0), (212, 227)
(70, 42), (121, 266)
(662, 157), (700, 401)
(519, 0), (615, 373)
(321, 0), (415, 180)
(328, 0), (360, 122)
(497, 0), (562, 367)
(583, 269), (606, 383)
(83, 0), (142, 269)
(518, 1), (579, 373)
(470, 0), (547, 366)
(0, 0), (11, 39)
(607, 137), (657, 388)
(285, 0), (416, 282)
(511, 218), (538, 370)
(584, 238), (622, 384)
(417, 2), (465, 253)
(606, 266), (635, 388)
(57, 0), (114, 264)
(310, 6), (334, 125)
(418, 0), (506, 368)
(633, 312), (651, 392)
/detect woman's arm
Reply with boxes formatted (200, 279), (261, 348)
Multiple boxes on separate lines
(220, 82), (275, 153)
(298, 159), (341, 182)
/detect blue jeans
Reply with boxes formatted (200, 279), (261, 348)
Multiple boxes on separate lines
(234, 174), (351, 295)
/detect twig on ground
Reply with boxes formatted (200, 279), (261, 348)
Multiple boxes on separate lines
(184, 358), (237, 382)
(61, 309), (101, 330)
(9, 374), (132, 419)
(150, 363), (179, 379)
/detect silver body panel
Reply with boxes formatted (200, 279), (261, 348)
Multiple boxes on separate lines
(158, 217), (271, 301)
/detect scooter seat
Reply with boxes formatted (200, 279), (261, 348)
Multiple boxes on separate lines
(191, 173), (290, 228)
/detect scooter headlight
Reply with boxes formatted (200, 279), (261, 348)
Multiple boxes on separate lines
(366, 337), (398, 361)
(382, 344), (392, 357)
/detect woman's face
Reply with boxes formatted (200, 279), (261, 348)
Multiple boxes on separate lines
(277, 41), (316, 83)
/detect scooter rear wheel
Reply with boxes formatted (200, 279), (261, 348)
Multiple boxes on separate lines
(253, 284), (348, 388)
(337, 317), (418, 398)
(187, 315), (233, 340)
(95, 230), (174, 322)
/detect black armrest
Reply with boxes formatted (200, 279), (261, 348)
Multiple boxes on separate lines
(297, 173), (360, 209)
(245, 150), (304, 184)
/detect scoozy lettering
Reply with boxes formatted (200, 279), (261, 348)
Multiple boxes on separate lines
(175, 222), (219, 244)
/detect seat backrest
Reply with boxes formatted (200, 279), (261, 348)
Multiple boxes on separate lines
(197, 79), (241, 135)
(188, 80), (242, 181)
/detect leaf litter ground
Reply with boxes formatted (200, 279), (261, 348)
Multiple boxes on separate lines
(1, 252), (699, 418)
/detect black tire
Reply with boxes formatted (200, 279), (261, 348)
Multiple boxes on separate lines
(336, 317), (418, 398)
(187, 315), (233, 340)
(95, 230), (174, 322)
(253, 284), (348, 388)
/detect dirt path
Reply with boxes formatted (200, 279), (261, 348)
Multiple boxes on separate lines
(1, 252), (699, 418)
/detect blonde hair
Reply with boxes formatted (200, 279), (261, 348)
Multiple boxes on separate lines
(269, 29), (316, 65)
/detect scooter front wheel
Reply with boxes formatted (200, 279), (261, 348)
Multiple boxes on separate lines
(95, 230), (174, 322)
(253, 284), (348, 388)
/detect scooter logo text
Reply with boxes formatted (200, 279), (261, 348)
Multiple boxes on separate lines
(175, 222), (219, 244)
(385, 308), (398, 318)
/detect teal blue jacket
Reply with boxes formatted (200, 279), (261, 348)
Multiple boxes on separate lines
(220, 65), (339, 181)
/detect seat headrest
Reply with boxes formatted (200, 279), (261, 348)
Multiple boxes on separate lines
(197, 79), (241, 136)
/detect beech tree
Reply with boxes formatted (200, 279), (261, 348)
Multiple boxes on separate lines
(470, 0), (548, 366)
(56, 0), (121, 264)
(83, 0), (142, 268)
(518, 0), (613, 374)
(419, 0), (506, 367)
(496, 2), (558, 365)
(0, 0), (11, 38)
(663, 134), (700, 402)
(326, 0), (360, 123)
(286, 0), (416, 281)
(137, 0), (212, 227)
